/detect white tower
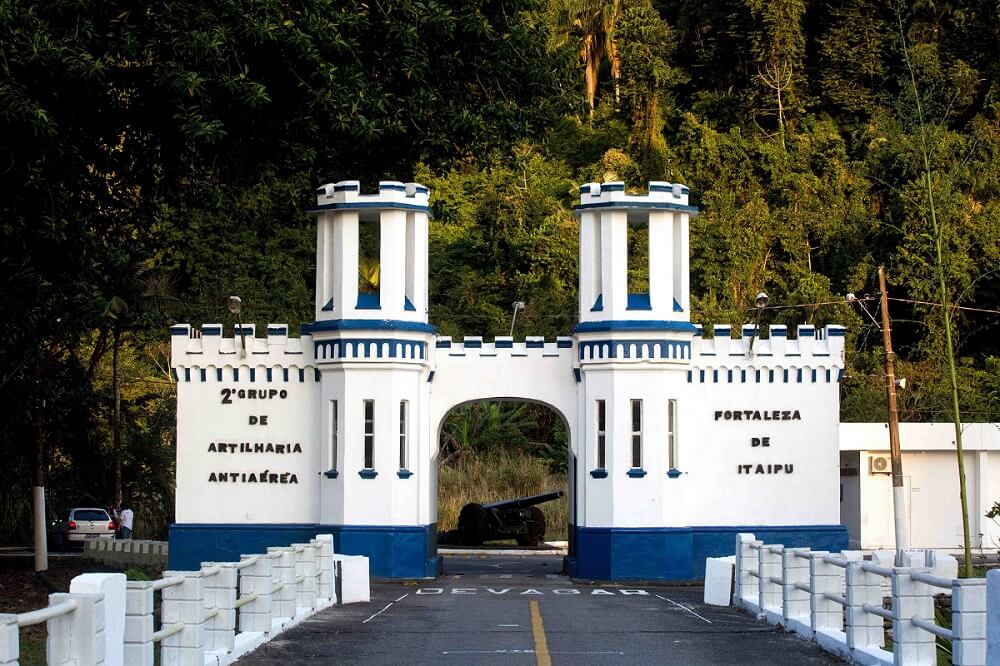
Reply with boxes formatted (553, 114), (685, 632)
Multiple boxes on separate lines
(303, 180), (439, 578)
(571, 181), (700, 579)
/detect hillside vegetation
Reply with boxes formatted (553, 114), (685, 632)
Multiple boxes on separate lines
(2, 0), (999, 541)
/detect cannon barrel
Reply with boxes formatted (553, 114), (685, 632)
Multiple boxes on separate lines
(481, 490), (564, 512)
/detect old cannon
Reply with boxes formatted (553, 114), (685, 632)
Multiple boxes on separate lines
(442, 491), (564, 547)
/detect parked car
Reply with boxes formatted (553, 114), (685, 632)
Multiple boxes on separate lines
(48, 507), (116, 550)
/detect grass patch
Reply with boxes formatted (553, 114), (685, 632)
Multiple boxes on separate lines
(438, 451), (568, 541)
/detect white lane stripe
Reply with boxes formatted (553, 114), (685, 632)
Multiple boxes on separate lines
(362, 593), (409, 624)
(654, 594), (713, 624)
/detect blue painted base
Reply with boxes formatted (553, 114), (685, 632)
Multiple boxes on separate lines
(567, 524), (848, 581)
(168, 523), (441, 579)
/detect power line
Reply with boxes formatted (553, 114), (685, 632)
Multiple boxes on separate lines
(887, 297), (1000, 317)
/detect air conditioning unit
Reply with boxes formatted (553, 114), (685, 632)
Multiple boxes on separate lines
(869, 455), (891, 475)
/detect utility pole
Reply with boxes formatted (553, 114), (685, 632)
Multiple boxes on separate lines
(879, 267), (908, 559)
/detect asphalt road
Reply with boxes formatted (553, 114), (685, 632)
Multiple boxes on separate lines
(237, 554), (842, 665)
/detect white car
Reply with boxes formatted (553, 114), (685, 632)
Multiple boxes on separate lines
(48, 507), (116, 550)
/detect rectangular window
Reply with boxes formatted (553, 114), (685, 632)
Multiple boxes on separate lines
(596, 400), (606, 469)
(399, 400), (408, 470)
(330, 400), (339, 471)
(363, 399), (375, 469)
(630, 399), (642, 469)
(667, 399), (678, 470)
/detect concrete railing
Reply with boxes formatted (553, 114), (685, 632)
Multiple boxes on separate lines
(1, 534), (370, 666)
(733, 533), (986, 665)
(85, 539), (169, 568)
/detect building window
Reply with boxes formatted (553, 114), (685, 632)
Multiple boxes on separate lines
(667, 399), (678, 470)
(631, 399), (642, 469)
(596, 400), (606, 469)
(399, 400), (408, 470)
(363, 399), (375, 469)
(330, 400), (339, 471)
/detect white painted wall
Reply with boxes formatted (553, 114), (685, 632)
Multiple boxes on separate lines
(171, 325), (321, 524)
(839, 422), (1000, 549)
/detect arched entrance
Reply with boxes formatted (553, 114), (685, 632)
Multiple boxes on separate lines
(433, 398), (575, 563)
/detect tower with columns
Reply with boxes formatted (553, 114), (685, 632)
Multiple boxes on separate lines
(303, 180), (439, 578)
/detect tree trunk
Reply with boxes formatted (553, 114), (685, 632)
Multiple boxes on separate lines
(113, 329), (123, 508)
(33, 371), (47, 572)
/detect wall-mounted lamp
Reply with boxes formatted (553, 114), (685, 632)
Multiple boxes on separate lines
(509, 301), (526, 337)
(229, 296), (246, 359)
(747, 291), (769, 356)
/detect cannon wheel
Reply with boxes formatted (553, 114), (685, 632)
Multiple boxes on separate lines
(515, 506), (546, 547)
(457, 503), (489, 546)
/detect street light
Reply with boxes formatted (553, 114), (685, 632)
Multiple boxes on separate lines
(509, 301), (526, 337)
(747, 291), (769, 356)
(229, 296), (246, 359)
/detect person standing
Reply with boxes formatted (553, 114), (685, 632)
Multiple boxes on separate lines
(118, 505), (134, 540)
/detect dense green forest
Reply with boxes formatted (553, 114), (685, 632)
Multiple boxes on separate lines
(2, 0), (999, 541)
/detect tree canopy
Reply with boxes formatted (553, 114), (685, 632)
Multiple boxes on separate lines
(2, 0), (999, 540)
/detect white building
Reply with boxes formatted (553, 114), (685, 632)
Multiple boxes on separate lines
(169, 180), (848, 579)
(840, 422), (1000, 551)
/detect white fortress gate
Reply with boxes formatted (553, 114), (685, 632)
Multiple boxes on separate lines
(169, 181), (848, 580)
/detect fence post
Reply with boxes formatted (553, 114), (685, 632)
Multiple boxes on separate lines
(807, 552), (841, 634)
(844, 561), (883, 651)
(238, 555), (273, 635)
(314, 535), (335, 606)
(46, 592), (104, 666)
(160, 571), (206, 666)
(0, 613), (18, 666)
(293, 543), (318, 612)
(758, 545), (783, 619)
(268, 547), (296, 621)
(891, 566), (936, 665)
(952, 577), (987, 666)
(70, 572), (126, 666)
(202, 562), (237, 654)
(781, 548), (810, 626)
(125, 580), (155, 666)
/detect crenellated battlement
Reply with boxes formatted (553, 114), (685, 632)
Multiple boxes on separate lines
(310, 179), (430, 209)
(170, 324), (316, 373)
(576, 180), (696, 211)
(434, 335), (574, 359)
(688, 324), (846, 384)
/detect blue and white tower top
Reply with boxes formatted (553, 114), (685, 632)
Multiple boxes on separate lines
(303, 180), (432, 333)
(574, 181), (699, 334)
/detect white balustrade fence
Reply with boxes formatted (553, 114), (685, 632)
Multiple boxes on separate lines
(733, 533), (986, 666)
(1, 534), (370, 666)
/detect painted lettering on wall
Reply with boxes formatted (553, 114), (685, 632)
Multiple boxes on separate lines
(714, 409), (801, 421)
(220, 388), (288, 404)
(207, 442), (303, 454)
(737, 464), (794, 475)
(207, 471), (299, 484)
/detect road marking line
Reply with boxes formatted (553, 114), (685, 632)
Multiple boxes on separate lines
(654, 594), (713, 624)
(529, 600), (552, 666)
(362, 593), (408, 624)
(499, 624), (519, 627)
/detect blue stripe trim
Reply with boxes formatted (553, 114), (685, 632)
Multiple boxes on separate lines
(590, 293), (604, 312)
(673, 299), (683, 312)
(573, 201), (699, 214)
(828, 328), (846, 337)
(578, 339), (691, 361)
(216, 368), (223, 381)
(464, 338), (482, 349)
(170, 326), (189, 336)
(200, 369), (206, 382)
(202, 326), (222, 336)
(379, 183), (406, 191)
(557, 338), (573, 348)
(298, 369), (305, 382)
(627, 468), (647, 478)
(648, 184), (690, 194)
(572, 320), (698, 333)
(436, 339), (451, 348)
(626, 293), (651, 310)
(770, 327), (787, 337)
(267, 326), (288, 336)
(321, 298), (334, 312)
(356, 292), (380, 309)
(526, 339), (544, 349)
(282, 368), (289, 382)
(333, 184), (359, 192)
(249, 368), (256, 382)
(495, 339), (513, 349)
(403, 296), (416, 312)
(427, 370), (435, 383)
(183, 368), (190, 382)
(573, 368), (582, 383)
(232, 368), (239, 381)
(301, 319), (436, 334)
(305, 201), (432, 215)
(266, 368), (273, 382)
